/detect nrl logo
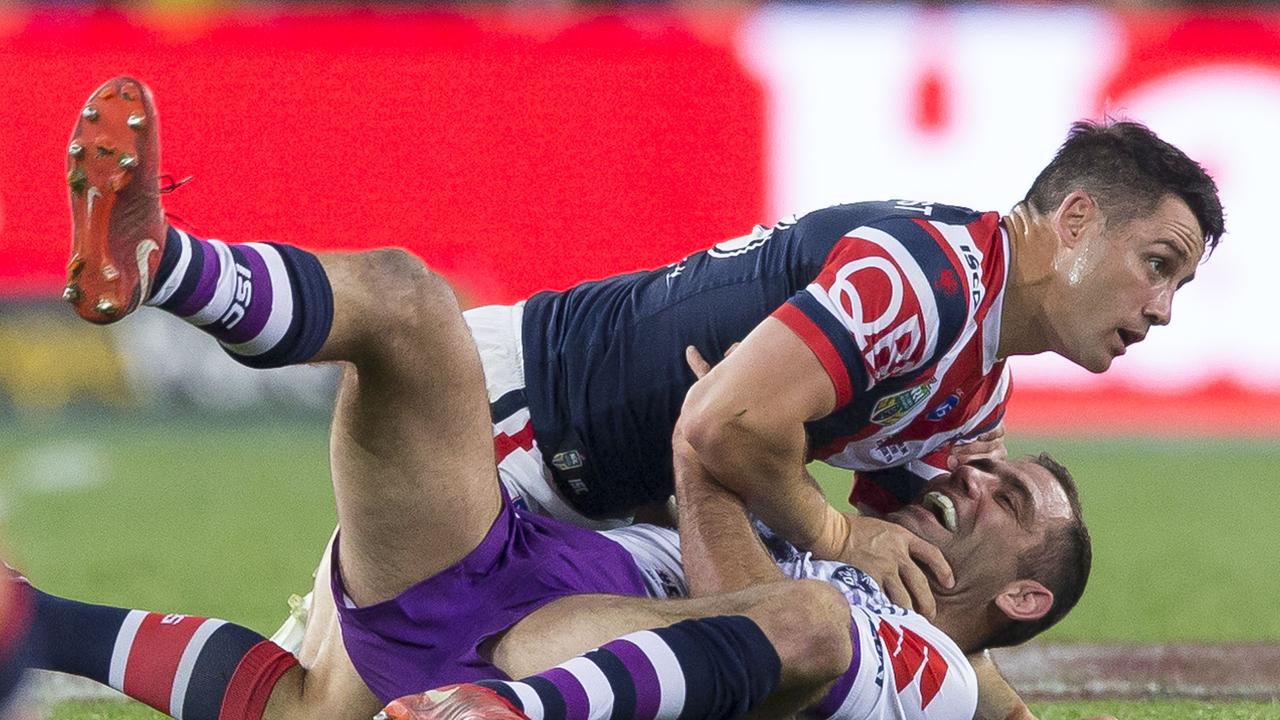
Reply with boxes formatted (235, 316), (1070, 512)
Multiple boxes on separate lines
(870, 381), (934, 426)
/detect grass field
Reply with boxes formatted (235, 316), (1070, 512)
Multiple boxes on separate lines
(2, 414), (1277, 718)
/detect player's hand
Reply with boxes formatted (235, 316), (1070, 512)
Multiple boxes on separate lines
(833, 513), (954, 618)
(948, 423), (1007, 469)
(685, 344), (741, 380)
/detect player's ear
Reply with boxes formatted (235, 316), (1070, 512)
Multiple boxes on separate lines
(993, 579), (1053, 622)
(1051, 190), (1096, 249)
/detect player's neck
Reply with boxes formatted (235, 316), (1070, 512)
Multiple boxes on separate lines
(933, 601), (988, 655)
(996, 205), (1057, 359)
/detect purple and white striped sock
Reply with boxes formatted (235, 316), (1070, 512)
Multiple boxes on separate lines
(477, 616), (781, 720)
(145, 226), (333, 369)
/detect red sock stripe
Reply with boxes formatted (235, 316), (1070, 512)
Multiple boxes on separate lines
(122, 614), (207, 714)
(0, 573), (33, 656)
(218, 641), (298, 720)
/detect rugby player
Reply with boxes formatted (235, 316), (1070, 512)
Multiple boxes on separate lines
(35, 77), (1093, 718)
(53, 76), (1215, 718)
(63, 79), (1220, 605)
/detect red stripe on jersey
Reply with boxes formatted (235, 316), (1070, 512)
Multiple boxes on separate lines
(494, 421), (536, 464)
(773, 303), (853, 407)
(122, 613), (205, 714)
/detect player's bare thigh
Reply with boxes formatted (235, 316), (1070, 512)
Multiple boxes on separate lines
(315, 251), (501, 606)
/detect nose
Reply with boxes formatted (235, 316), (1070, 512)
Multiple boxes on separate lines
(956, 462), (999, 499)
(1144, 287), (1174, 327)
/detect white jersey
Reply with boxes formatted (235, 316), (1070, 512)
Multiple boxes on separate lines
(604, 524), (979, 720)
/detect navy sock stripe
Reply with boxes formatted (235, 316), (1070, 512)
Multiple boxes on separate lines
(476, 680), (524, 711)
(31, 588), (129, 682)
(149, 226), (184, 303)
(588, 646), (637, 720)
(524, 675), (567, 720)
(158, 231), (206, 313)
(179, 623), (269, 720)
(231, 243), (333, 369)
(653, 616), (780, 720)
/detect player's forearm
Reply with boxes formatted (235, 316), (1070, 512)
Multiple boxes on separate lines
(673, 433), (784, 596)
(971, 651), (1035, 720)
(676, 405), (842, 560)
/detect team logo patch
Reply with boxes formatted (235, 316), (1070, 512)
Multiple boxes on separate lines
(927, 393), (961, 421)
(933, 269), (960, 296)
(870, 381), (934, 425)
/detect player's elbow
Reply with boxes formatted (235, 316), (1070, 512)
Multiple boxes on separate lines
(675, 388), (749, 482)
(768, 581), (853, 684)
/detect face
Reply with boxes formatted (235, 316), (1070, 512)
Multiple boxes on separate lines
(1048, 193), (1205, 373)
(886, 458), (1074, 595)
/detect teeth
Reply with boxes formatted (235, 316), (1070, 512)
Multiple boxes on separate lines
(923, 491), (957, 532)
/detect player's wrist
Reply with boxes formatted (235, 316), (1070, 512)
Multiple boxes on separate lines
(808, 504), (850, 560)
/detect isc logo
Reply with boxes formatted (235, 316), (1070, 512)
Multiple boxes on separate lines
(219, 263), (254, 329)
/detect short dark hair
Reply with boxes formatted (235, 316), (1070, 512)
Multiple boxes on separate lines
(1023, 120), (1225, 252)
(983, 453), (1092, 649)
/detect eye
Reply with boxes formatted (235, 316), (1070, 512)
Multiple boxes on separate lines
(1147, 256), (1167, 275)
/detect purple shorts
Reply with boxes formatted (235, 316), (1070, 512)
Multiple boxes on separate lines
(331, 494), (650, 703)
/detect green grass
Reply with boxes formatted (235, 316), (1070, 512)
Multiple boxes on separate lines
(2, 416), (1276, 718)
(0, 414), (336, 633)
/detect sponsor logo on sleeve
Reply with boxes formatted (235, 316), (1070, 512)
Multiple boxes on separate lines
(870, 381), (934, 425)
(926, 393), (961, 421)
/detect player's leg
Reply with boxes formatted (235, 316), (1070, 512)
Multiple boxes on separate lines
(29, 580), (378, 720)
(30, 583), (298, 720)
(65, 76), (501, 607)
(384, 580), (853, 720)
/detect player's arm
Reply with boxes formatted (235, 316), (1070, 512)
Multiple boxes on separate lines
(676, 320), (953, 616)
(673, 427), (785, 596)
(971, 652), (1035, 720)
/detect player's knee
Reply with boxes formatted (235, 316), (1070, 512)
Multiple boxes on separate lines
(359, 248), (460, 331)
(771, 581), (853, 683)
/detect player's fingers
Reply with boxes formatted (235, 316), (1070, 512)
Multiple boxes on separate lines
(880, 573), (914, 613)
(900, 562), (937, 619)
(685, 346), (713, 379)
(723, 341), (741, 358)
(908, 535), (954, 588)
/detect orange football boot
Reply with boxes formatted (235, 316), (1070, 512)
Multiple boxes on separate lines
(64, 76), (167, 324)
(377, 684), (531, 720)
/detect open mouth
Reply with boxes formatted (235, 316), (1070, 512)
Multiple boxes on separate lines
(922, 491), (957, 532)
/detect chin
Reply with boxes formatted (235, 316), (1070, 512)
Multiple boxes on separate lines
(1084, 354), (1113, 373)
(1062, 348), (1113, 374)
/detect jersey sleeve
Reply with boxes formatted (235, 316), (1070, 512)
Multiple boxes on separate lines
(808, 609), (978, 720)
(772, 218), (967, 410)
